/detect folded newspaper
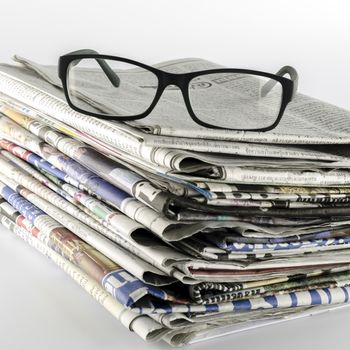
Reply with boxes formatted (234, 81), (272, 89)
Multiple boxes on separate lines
(0, 56), (350, 346)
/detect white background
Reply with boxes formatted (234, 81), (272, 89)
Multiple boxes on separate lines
(0, 0), (350, 349)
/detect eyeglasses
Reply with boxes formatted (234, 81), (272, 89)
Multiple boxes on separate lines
(58, 49), (298, 131)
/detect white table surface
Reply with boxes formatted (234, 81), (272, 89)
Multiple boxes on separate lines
(1, 0), (350, 348)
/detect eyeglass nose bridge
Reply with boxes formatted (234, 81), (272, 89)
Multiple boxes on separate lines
(159, 72), (189, 92)
(154, 72), (195, 115)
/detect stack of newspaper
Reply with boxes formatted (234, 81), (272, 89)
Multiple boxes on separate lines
(0, 56), (349, 346)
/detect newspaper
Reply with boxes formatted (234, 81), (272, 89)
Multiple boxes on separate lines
(4, 110), (350, 230)
(5, 182), (350, 316)
(151, 305), (316, 329)
(4, 185), (350, 316)
(0, 101), (199, 197)
(4, 119), (350, 278)
(176, 303), (350, 346)
(0, 60), (350, 189)
(0, 172), (176, 285)
(1, 102), (350, 195)
(194, 183), (350, 211)
(13, 55), (350, 144)
(0, 210), (170, 342)
(0, 107), (184, 213)
(4, 139), (350, 282)
(2, 97), (350, 187)
(196, 183), (350, 206)
(1, 55), (350, 344)
(0, 141), (195, 276)
(189, 270), (350, 304)
(175, 234), (350, 260)
(1, 113), (302, 242)
(7, 206), (349, 346)
(0, 195), (188, 308)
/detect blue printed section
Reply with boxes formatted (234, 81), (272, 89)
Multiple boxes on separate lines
(322, 288), (332, 304)
(342, 287), (349, 302)
(264, 295), (278, 308)
(137, 286), (350, 314)
(309, 290), (322, 305)
(205, 234), (350, 253)
(58, 156), (129, 208)
(205, 230), (334, 246)
(151, 300), (174, 314)
(205, 304), (219, 312)
(27, 153), (68, 183)
(232, 299), (252, 311)
(290, 292), (298, 307)
(0, 186), (45, 224)
(102, 269), (167, 308)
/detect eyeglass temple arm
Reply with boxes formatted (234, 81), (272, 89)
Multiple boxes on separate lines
(261, 66), (298, 99)
(64, 49), (120, 87)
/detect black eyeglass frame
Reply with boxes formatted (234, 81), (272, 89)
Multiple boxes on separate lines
(58, 51), (297, 131)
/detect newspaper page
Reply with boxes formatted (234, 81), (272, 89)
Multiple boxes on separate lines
(0, 212), (168, 342)
(1, 64), (350, 189)
(6, 208), (349, 346)
(13, 55), (350, 143)
(0, 113), (293, 242)
(0, 171), (174, 285)
(2, 57), (350, 344)
(3, 109), (350, 226)
(0, 146), (193, 277)
(4, 144), (350, 283)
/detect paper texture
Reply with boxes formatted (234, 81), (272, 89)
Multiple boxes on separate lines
(0, 56), (349, 346)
